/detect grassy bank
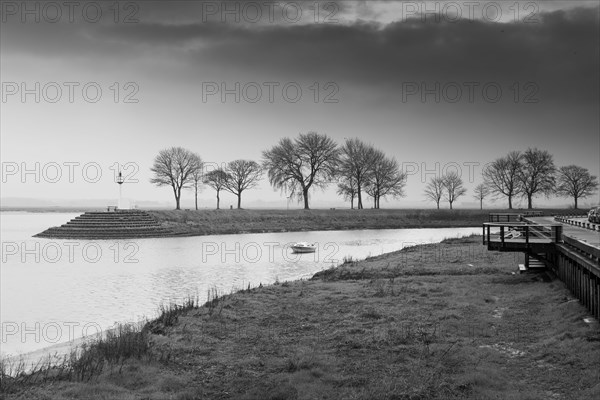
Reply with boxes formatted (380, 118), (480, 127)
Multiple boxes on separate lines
(148, 208), (582, 236)
(3, 236), (599, 399)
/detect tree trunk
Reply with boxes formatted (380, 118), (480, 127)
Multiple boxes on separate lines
(527, 194), (533, 209)
(350, 196), (354, 210)
(480, 198), (483, 210)
(436, 201), (440, 210)
(175, 187), (181, 210)
(237, 193), (242, 209)
(216, 191), (220, 210)
(574, 196), (578, 209)
(173, 186), (180, 210)
(357, 181), (363, 209)
(303, 188), (310, 209)
(195, 187), (198, 210)
(449, 200), (453, 210)
(508, 195), (513, 209)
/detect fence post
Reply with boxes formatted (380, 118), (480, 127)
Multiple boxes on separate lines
(556, 225), (563, 242)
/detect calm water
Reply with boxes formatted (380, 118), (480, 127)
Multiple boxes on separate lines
(0, 211), (480, 356)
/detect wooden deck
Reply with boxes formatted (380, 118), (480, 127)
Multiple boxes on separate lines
(483, 214), (600, 319)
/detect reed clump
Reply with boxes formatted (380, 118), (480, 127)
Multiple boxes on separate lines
(0, 294), (203, 395)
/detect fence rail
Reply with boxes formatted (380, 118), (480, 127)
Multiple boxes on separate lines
(554, 216), (600, 232)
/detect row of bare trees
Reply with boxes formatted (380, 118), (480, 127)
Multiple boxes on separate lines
(423, 148), (598, 210)
(151, 141), (597, 210)
(151, 133), (407, 210)
(421, 148), (598, 210)
(480, 148), (598, 209)
(334, 139), (407, 209)
(262, 133), (407, 209)
(150, 147), (262, 210)
(423, 172), (467, 210)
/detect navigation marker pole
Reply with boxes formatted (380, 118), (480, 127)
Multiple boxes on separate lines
(117, 171), (124, 210)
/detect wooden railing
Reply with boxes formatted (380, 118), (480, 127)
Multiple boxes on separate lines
(482, 222), (563, 250)
(488, 213), (522, 223)
(488, 211), (544, 223)
(522, 211), (544, 217)
(562, 236), (600, 264)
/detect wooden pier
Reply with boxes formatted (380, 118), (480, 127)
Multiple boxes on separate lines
(483, 213), (600, 319)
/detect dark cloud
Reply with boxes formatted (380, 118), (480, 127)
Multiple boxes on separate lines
(2, 5), (598, 105)
(117, 6), (597, 104)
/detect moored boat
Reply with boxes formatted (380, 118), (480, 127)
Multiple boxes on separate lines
(291, 242), (317, 253)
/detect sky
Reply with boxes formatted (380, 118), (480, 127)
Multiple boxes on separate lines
(1, 0), (599, 209)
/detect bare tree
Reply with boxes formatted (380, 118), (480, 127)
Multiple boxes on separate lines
(203, 168), (230, 210)
(337, 176), (358, 209)
(338, 138), (378, 209)
(150, 147), (202, 210)
(473, 183), (490, 210)
(223, 160), (263, 209)
(262, 132), (339, 209)
(556, 165), (598, 209)
(442, 171), (467, 209)
(424, 177), (444, 209)
(190, 167), (204, 210)
(483, 151), (523, 209)
(517, 148), (556, 209)
(364, 150), (407, 209)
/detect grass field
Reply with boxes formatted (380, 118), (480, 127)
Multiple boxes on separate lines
(3, 235), (598, 399)
(148, 208), (585, 236)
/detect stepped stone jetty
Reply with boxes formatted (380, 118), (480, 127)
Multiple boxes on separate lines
(35, 210), (173, 239)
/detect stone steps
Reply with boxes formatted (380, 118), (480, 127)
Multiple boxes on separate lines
(64, 222), (159, 227)
(35, 210), (173, 239)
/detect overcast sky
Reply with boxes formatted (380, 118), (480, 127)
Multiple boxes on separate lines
(1, 1), (599, 209)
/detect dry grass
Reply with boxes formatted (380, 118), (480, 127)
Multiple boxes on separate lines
(3, 236), (599, 399)
(148, 208), (538, 236)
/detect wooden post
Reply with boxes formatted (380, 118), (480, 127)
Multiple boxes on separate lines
(596, 276), (600, 319)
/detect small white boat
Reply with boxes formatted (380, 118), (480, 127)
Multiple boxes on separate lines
(291, 242), (317, 253)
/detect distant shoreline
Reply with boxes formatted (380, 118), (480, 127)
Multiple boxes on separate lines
(8, 207), (585, 239)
